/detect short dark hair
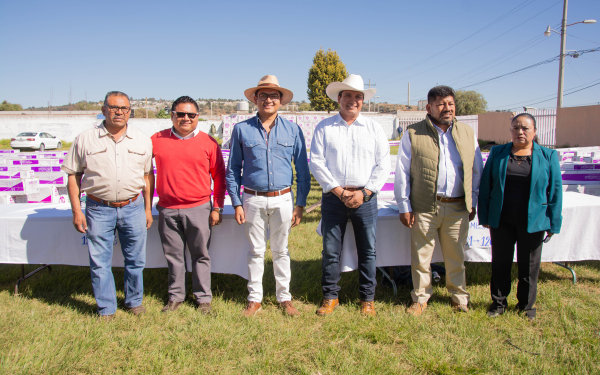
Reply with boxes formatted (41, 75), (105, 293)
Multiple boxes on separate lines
(512, 112), (537, 130)
(427, 85), (455, 103)
(104, 91), (130, 106)
(171, 96), (199, 112)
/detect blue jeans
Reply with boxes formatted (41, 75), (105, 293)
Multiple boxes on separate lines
(321, 192), (378, 301)
(85, 194), (147, 315)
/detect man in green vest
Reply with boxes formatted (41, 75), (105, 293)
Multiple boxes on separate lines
(394, 85), (483, 316)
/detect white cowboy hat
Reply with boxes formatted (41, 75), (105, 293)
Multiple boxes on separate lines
(244, 75), (293, 105)
(326, 74), (376, 102)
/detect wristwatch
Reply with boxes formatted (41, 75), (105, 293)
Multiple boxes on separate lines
(212, 207), (223, 214)
(361, 188), (372, 202)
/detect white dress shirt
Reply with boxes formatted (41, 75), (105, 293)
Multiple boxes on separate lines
(394, 122), (483, 213)
(170, 126), (200, 140)
(310, 113), (391, 193)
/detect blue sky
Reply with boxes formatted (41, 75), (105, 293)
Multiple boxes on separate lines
(1, 0), (598, 110)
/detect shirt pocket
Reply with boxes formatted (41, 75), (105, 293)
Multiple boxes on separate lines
(273, 136), (294, 160)
(243, 139), (266, 161)
(352, 129), (376, 160)
(85, 147), (108, 171)
(127, 147), (148, 173)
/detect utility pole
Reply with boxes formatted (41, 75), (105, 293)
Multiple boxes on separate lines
(407, 82), (411, 107)
(556, 0), (568, 109)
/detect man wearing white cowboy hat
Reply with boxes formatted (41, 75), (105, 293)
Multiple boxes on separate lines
(310, 74), (391, 316)
(226, 75), (311, 317)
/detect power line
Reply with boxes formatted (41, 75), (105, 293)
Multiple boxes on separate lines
(494, 78), (600, 110)
(393, 0), (539, 79)
(458, 46), (600, 89)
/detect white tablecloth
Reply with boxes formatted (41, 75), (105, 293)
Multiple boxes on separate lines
(0, 203), (252, 279)
(1, 193), (599, 278)
(335, 192), (600, 272)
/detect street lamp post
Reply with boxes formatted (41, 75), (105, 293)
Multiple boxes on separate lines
(544, 0), (596, 109)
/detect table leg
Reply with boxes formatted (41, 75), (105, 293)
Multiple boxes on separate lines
(378, 267), (397, 296)
(552, 262), (577, 284)
(14, 264), (52, 295)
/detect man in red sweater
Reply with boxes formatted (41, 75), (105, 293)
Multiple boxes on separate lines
(151, 96), (226, 314)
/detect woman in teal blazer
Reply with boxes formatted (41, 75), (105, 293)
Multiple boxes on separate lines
(478, 113), (562, 320)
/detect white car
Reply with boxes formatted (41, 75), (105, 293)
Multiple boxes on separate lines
(10, 132), (62, 151)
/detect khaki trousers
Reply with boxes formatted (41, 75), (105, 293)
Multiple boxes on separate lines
(410, 201), (470, 305)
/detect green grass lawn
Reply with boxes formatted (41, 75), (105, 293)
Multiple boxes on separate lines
(2, 181), (600, 374)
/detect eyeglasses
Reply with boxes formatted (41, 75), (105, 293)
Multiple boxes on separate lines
(105, 105), (131, 114)
(173, 111), (199, 119)
(257, 93), (281, 101)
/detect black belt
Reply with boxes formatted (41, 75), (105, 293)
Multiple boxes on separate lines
(436, 195), (464, 203)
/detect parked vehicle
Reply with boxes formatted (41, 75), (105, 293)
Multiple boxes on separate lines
(10, 132), (62, 151)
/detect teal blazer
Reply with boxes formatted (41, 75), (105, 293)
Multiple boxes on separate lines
(477, 142), (562, 234)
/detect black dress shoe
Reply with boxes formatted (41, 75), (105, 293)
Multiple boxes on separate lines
(487, 305), (505, 318)
(161, 300), (183, 313)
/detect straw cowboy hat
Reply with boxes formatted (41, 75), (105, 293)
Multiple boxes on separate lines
(325, 74), (376, 102)
(244, 75), (293, 105)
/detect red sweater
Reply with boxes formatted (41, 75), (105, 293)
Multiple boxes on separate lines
(151, 129), (226, 209)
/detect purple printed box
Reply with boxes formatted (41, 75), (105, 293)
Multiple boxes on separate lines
(31, 166), (62, 172)
(12, 160), (40, 165)
(39, 176), (67, 185)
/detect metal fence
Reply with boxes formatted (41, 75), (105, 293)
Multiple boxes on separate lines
(523, 109), (556, 147)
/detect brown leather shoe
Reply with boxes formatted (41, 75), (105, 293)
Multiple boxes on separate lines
(451, 301), (469, 313)
(279, 300), (300, 317)
(316, 298), (339, 316)
(161, 300), (183, 313)
(406, 302), (427, 316)
(126, 305), (146, 316)
(360, 300), (376, 317)
(243, 301), (262, 317)
(196, 302), (212, 315)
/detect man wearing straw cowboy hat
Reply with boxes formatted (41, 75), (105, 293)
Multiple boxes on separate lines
(310, 74), (391, 316)
(226, 75), (310, 317)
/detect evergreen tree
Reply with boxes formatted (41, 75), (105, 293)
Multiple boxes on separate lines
(307, 49), (348, 111)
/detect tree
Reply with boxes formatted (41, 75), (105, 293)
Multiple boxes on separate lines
(297, 102), (311, 111)
(156, 109), (170, 119)
(307, 49), (348, 111)
(0, 100), (23, 111)
(455, 90), (487, 116)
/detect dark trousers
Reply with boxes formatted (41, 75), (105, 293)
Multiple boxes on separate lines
(157, 203), (212, 304)
(320, 192), (378, 301)
(489, 221), (544, 318)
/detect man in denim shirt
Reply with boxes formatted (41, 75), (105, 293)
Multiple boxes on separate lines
(226, 75), (310, 317)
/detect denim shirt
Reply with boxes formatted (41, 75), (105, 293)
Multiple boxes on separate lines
(226, 115), (310, 207)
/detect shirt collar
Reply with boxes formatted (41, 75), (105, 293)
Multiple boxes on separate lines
(335, 112), (366, 127)
(427, 115), (454, 134)
(255, 113), (280, 129)
(98, 121), (132, 140)
(170, 126), (199, 140)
